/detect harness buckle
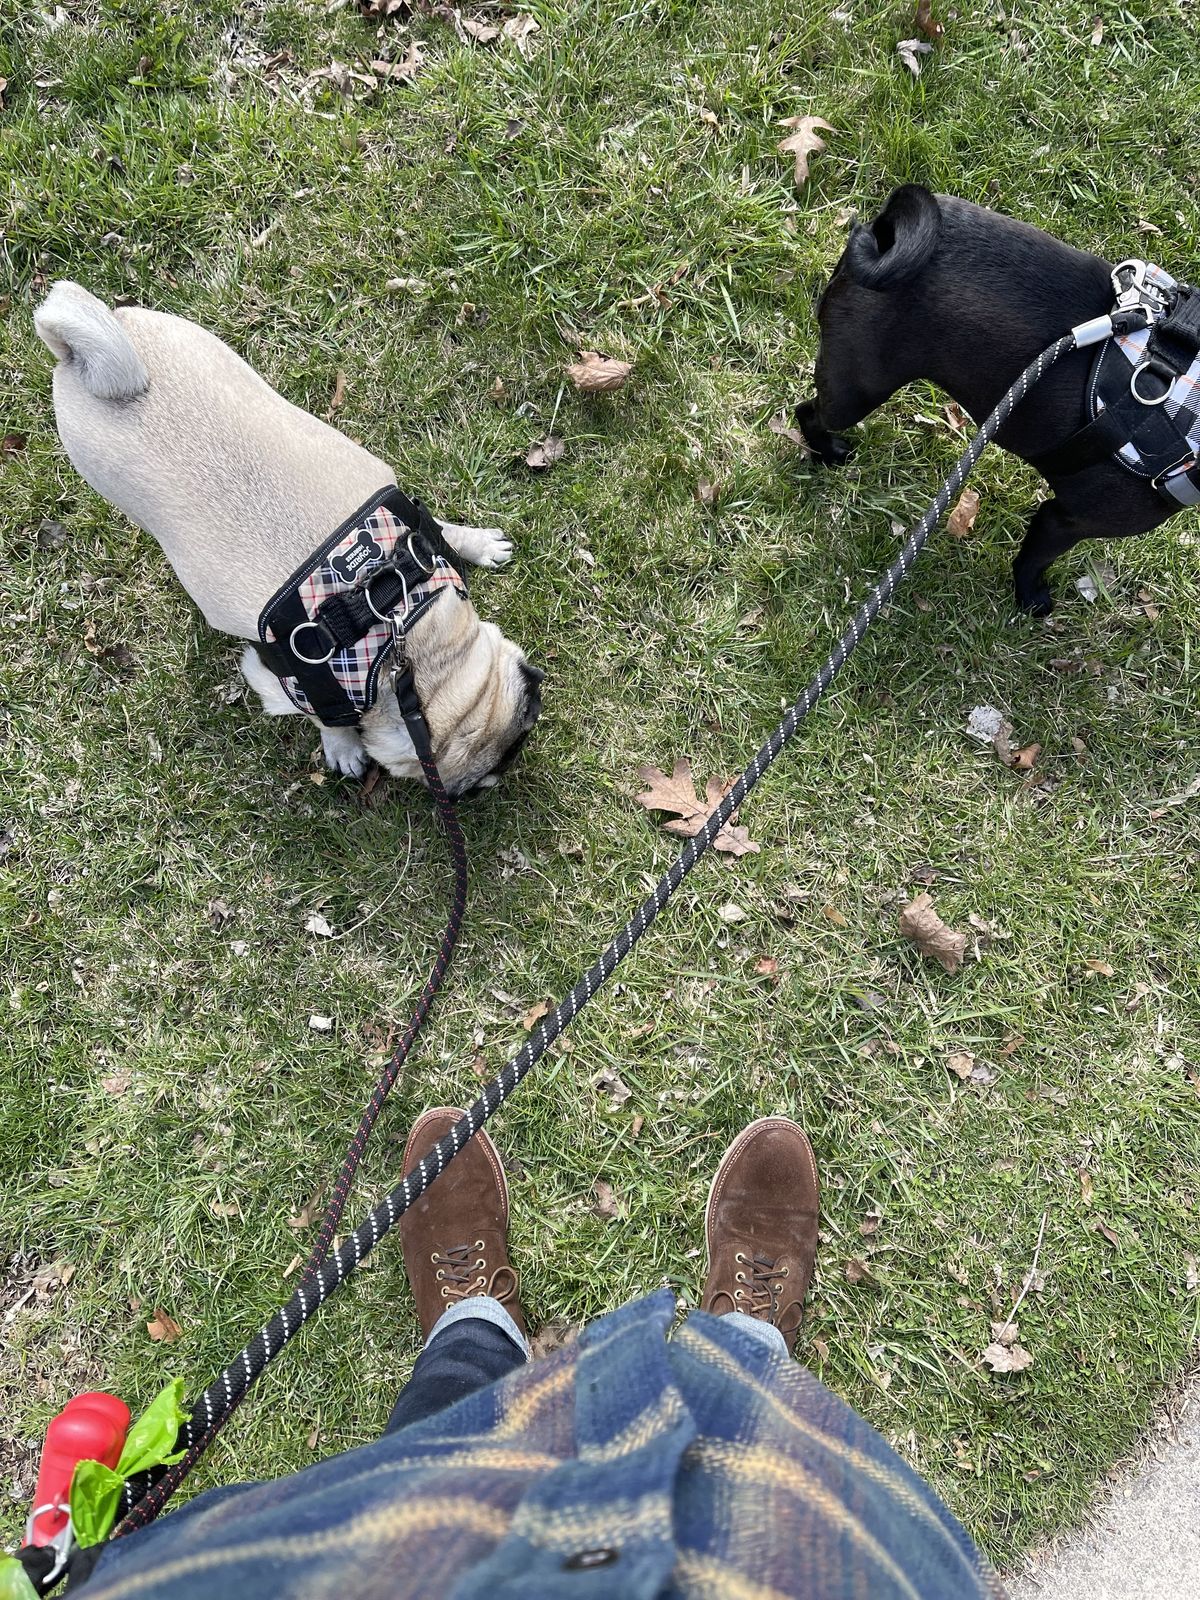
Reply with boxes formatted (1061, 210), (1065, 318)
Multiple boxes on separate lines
(1111, 259), (1172, 322)
(364, 561), (409, 622)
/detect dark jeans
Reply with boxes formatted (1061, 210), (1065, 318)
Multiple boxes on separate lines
(384, 1315), (528, 1434)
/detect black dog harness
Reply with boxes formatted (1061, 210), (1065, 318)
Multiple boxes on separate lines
(255, 487), (468, 729)
(1035, 259), (1200, 504)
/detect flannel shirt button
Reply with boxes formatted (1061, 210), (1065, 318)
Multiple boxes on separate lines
(562, 1548), (620, 1571)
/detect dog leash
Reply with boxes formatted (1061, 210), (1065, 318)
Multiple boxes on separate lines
(22, 316), (1148, 1586)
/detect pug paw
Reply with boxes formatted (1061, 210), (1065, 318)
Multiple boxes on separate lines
(320, 725), (370, 779)
(439, 521), (513, 569)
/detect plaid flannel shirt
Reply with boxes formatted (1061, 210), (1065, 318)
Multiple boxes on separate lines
(85, 1291), (1003, 1600)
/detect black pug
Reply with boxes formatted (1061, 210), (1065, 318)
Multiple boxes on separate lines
(796, 185), (1186, 615)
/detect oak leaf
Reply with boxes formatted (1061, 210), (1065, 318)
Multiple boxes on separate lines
(635, 758), (760, 859)
(147, 1307), (183, 1343)
(982, 1339), (1033, 1373)
(776, 115), (835, 188)
(898, 893), (968, 974)
(566, 351), (632, 393)
(525, 435), (564, 469)
(947, 487), (980, 538)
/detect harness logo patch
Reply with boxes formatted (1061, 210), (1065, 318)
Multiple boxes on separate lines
(329, 526), (385, 585)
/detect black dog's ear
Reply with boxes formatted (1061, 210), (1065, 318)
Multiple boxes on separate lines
(846, 185), (940, 291)
(520, 662), (546, 690)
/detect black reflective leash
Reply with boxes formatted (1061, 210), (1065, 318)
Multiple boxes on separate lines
(106, 328), (1090, 1543)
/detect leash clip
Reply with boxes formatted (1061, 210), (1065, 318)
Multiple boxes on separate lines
(1111, 258), (1172, 323)
(25, 1505), (75, 1586)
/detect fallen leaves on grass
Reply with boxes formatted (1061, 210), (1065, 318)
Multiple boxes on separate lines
(1079, 1170), (1095, 1204)
(2, 432), (27, 456)
(897, 38), (934, 76)
(100, 1072), (131, 1097)
(594, 1067), (631, 1108)
(768, 412), (808, 447)
(946, 487), (980, 538)
(844, 1258), (878, 1287)
(525, 435), (564, 469)
(1091, 1219), (1120, 1248)
(592, 1179), (618, 1219)
(695, 479), (718, 507)
(898, 893), (968, 974)
(522, 998), (553, 1031)
(288, 1191), (325, 1230)
(981, 1338), (1032, 1373)
(821, 904), (848, 928)
(776, 115), (835, 188)
(1090, 16), (1105, 46)
(371, 43), (425, 82)
(147, 1308), (183, 1343)
(635, 758), (760, 860)
(502, 13), (540, 55)
(566, 350), (632, 393)
(915, 0), (944, 41)
(1011, 743), (1041, 771)
(1085, 958), (1115, 977)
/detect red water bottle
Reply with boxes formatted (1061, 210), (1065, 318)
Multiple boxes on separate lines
(28, 1393), (130, 1546)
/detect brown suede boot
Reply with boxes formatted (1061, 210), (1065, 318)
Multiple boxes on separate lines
(398, 1107), (526, 1342)
(700, 1117), (819, 1348)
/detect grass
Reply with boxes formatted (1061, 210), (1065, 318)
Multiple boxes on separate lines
(2, 0), (1199, 1568)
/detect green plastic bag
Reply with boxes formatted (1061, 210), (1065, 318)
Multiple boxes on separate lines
(0, 1556), (39, 1600)
(69, 1379), (188, 1549)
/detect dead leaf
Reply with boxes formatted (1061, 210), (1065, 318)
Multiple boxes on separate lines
(898, 893), (968, 974)
(288, 1191), (324, 1230)
(100, 1072), (131, 1097)
(821, 903), (848, 928)
(488, 376), (507, 404)
(635, 758), (760, 860)
(2, 433), (27, 456)
(1185, 1254), (1199, 1292)
(592, 1179), (618, 1218)
(147, 1307), (182, 1343)
(209, 1198), (240, 1218)
(501, 13), (540, 55)
(947, 487), (981, 538)
(844, 1258), (878, 1287)
(915, 0), (944, 42)
(1090, 16), (1104, 45)
(529, 1317), (579, 1358)
(522, 998), (553, 1031)
(943, 401), (968, 432)
(896, 38), (934, 76)
(630, 1112), (645, 1139)
(776, 115), (835, 188)
(1010, 742), (1041, 771)
(697, 107), (719, 130)
(525, 435), (564, 469)
(754, 956), (779, 983)
(860, 1213), (881, 1236)
(982, 1339), (1033, 1373)
(718, 902), (746, 924)
(990, 1319), (1020, 1346)
(1091, 1219), (1120, 1248)
(566, 350), (632, 393)
(325, 371), (347, 417)
(1085, 958), (1115, 977)
(768, 412), (808, 447)
(306, 1423), (321, 1450)
(1079, 1170), (1095, 1204)
(460, 17), (500, 44)
(945, 1051), (975, 1081)
(695, 479), (717, 507)
(594, 1067), (631, 1108)
(371, 41), (424, 81)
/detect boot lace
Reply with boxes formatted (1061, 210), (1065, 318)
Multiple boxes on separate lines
(734, 1250), (789, 1319)
(432, 1240), (519, 1306)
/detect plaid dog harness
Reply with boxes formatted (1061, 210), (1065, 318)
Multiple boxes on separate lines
(255, 487), (467, 728)
(1036, 259), (1200, 504)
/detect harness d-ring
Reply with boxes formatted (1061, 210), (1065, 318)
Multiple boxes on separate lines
(406, 530), (435, 575)
(1130, 357), (1175, 406)
(289, 619), (337, 665)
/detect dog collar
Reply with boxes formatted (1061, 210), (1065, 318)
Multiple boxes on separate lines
(255, 486), (468, 730)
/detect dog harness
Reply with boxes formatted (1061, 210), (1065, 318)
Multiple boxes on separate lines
(255, 487), (467, 728)
(1035, 259), (1200, 504)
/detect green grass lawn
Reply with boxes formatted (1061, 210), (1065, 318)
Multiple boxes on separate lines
(3, 0), (1199, 1569)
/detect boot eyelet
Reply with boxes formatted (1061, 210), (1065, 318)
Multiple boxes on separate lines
(734, 1252), (746, 1265)
(475, 1239), (485, 1250)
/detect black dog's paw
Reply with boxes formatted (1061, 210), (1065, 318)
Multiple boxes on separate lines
(794, 400), (854, 468)
(1014, 576), (1055, 617)
(815, 432), (854, 467)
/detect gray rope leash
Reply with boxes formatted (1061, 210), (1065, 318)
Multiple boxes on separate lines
(113, 330), (1078, 1538)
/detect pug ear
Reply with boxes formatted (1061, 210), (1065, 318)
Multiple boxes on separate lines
(520, 662), (546, 690)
